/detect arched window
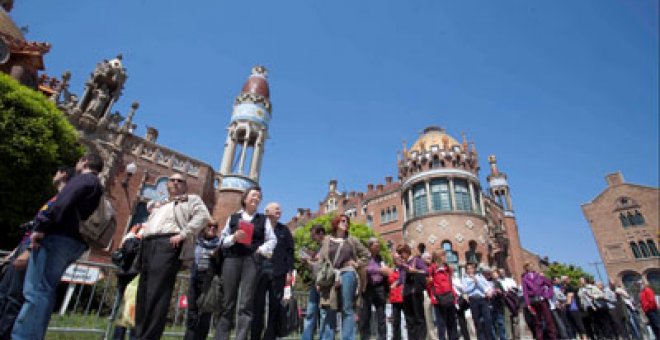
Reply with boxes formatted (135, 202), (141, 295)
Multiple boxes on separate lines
(647, 240), (659, 257)
(632, 211), (645, 225)
(648, 271), (660, 290)
(621, 272), (642, 291)
(454, 179), (472, 211)
(630, 242), (641, 259)
(430, 179), (452, 211)
(413, 183), (428, 216)
(619, 213), (630, 227)
(626, 212), (635, 226)
(639, 242), (650, 258)
(442, 241), (458, 265)
(432, 156), (441, 168)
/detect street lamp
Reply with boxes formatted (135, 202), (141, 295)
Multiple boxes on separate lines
(121, 162), (137, 189)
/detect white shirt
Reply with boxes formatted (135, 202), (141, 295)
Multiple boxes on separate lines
(500, 277), (518, 292)
(219, 210), (277, 256)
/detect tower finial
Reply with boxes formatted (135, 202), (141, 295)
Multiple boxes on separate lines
(488, 155), (498, 175)
(462, 131), (468, 150)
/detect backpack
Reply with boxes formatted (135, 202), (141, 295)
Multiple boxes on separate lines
(79, 192), (116, 249)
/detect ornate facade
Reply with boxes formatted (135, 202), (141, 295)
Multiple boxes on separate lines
(290, 126), (531, 278)
(582, 172), (659, 289)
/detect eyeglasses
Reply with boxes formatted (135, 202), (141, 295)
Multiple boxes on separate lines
(340, 219), (348, 223)
(169, 178), (185, 183)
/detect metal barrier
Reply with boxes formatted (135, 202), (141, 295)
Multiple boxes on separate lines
(0, 250), (308, 339)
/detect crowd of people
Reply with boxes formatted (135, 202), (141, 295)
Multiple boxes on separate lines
(0, 156), (658, 340)
(297, 216), (659, 340)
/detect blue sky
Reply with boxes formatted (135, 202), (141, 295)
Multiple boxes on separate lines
(12, 0), (658, 278)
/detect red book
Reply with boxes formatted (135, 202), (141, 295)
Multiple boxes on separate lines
(237, 220), (254, 245)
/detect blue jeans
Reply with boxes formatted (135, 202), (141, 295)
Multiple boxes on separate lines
(302, 286), (320, 340)
(491, 308), (506, 340)
(11, 234), (87, 340)
(319, 271), (358, 340)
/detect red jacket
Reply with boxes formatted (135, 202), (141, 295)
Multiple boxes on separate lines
(429, 263), (455, 298)
(389, 269), (403, 304)
(640, 286), (658, 313)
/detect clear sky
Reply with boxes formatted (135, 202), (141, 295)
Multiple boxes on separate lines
(12, 0), (659, 278)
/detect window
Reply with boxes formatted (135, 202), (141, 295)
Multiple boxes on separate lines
(431, 179), (452, 211)
(630, 242), (641, 258)
(380, 209), (386, 223)
(621, 210), (646, 227)
(442, 241), (458, 265)
(620, 213), (630, 227)
(392, 207), (398, 221)
(648, 240), (659, 257)
(632, 211), (645, 225)
(366, 215), (373, 228)
(639, 242), (650, 258)
(454, 179), (472, 211)
(413, 183), (428, 216)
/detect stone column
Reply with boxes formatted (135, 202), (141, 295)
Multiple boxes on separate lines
(237, 124), (251, 175)
(249, 128), (264, 180)
(408, 189), (414, 218)
(220, 126), (235, 175)
(468, 181), (478, 213)
(425, 180), (433, 213)
(449, 178), (457, 211)
(505, 189), (513, 211)
(401, 192), (408, 222)
(479, 191), (486, 216)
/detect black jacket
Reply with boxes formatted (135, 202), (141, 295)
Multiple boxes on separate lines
(34, 172), (102, 242)
(271, 222), (294, 276)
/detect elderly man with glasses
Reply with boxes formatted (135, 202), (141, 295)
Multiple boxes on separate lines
(134, 173), (211, 340)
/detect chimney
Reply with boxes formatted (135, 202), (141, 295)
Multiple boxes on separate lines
(305, 209), (311, 217)
(349, 191), (355, 198)
(605, 172), (625, 187)
(367, 184), (374, 192)
(297, 208), (305, 218)
(329, 179), (337, 193)
(385, 176), (393, 185)
(357, 192), (364, 199)
(377, 184), (384, 193)
(145, 126), (159, 143)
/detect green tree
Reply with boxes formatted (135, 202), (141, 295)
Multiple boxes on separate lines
(0, 73), (84, 249)
(544, 262), (594, 286)
(292, 213), (393, 288)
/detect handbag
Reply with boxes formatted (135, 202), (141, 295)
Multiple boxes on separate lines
(197, 274), (223, 313)
(276, 297), (300, 337)
(315, 240), (345, 287)
(436, 292), (454, 308)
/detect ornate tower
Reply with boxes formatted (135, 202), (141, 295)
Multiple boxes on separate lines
(487, 155), (513, 213)
(213, 66), (272, 224)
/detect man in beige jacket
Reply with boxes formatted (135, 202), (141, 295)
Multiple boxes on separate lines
(135, 173), (211, 340)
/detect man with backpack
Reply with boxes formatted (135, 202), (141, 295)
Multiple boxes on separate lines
(12, 153), (104, 340)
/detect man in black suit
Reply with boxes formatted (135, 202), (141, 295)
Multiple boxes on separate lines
(251, 202), (294, 340)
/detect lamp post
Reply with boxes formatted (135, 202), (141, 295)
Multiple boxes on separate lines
(121, 162), (137, 189)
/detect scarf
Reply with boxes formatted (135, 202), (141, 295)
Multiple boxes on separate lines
(195, 236), (220, 271)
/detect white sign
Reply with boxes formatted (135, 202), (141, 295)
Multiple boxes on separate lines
(61, 264), (102, 285)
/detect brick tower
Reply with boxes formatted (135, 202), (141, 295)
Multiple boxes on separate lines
(213, 66), (272, 225)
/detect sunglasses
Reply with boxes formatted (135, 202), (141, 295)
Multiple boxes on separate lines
(169, 178), (185, 183)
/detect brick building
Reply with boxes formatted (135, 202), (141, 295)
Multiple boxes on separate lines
(289, 126), (539, 279)
(582, 172), (660, 290)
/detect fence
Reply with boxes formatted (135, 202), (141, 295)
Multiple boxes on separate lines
(0, 250), (308, 339)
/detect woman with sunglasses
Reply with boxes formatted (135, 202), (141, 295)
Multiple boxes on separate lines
(184, 221), (221, 340)
(316, 214), (369, 340)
